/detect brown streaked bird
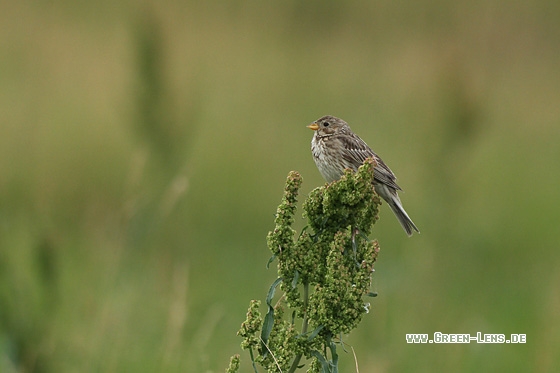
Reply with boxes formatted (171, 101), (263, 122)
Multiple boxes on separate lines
(307, 115), (419, 236)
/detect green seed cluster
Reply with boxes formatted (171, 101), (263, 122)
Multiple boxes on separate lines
(268, 159), (381, 336)
(238, 300), (263, 351)
(234, 158), (382, 372)
(308, 231), (380, 335)
(225, 354), (240, 373)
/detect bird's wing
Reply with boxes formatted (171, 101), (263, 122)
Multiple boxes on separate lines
(339, 133), (402, 191)
(371, 154), (402, 191)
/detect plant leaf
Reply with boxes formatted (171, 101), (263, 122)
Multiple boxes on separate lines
(310, 350), (332, 373)
(266, 253), (277, 269)
(260, 277), (283, 355)
(307, 325), (324, 341)
(291, 270), (299, 289)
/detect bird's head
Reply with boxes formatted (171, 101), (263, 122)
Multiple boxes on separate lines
(307, 115), (349, 137)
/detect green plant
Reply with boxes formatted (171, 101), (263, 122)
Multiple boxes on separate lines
(229, 158), (381, 373)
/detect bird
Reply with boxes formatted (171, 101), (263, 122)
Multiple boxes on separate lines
(307, 115), (419, 236)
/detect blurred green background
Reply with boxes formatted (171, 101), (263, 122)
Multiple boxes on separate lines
(1, 1), (559, 372)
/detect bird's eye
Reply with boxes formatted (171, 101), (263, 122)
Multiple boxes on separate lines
(323, 122), (330, 127)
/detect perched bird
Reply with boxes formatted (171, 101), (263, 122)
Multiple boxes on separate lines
(307, 115), (419, 236)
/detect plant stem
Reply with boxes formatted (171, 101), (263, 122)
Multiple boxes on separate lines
(288, 281), (309, 373)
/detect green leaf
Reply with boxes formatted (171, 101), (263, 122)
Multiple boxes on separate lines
(338, 332), (348, 353)
(266, 277), (283, 307)
(358, 229), (370, 241)
(310, 350), (332, 373)
(266, 253), (277, 269)
(260, 277), (283, 355)
(248, 349), (259, 373)
(297, 225), (309, 239)
(307, 325), (324, 341)
(328, 339), (339, 373)
(291, 270), (300, 289)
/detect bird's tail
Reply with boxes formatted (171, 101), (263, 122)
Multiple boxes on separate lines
(386, 193), (419, 237)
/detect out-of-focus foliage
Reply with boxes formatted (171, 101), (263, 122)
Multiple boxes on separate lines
(0, 1), (559, 372)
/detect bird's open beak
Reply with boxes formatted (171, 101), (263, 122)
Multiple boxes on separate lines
(307, 122), (319, 131)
